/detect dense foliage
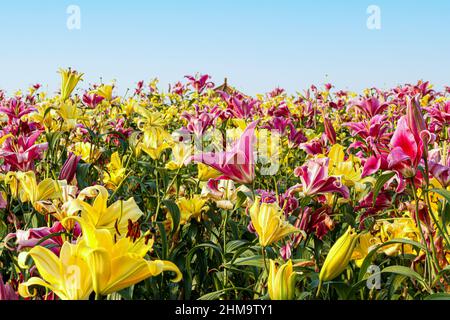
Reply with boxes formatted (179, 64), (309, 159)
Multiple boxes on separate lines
(0, 71), (449, 300)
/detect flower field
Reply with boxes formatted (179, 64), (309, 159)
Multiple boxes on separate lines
(0, 70), (449, 301)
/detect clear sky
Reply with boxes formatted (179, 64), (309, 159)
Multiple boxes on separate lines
(0, 0), (449, 95)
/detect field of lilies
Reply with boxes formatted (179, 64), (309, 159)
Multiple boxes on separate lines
(0, 70), (449, 301)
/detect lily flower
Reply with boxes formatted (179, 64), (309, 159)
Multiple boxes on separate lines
(249, 196), (299, 247)
(19, 242), (93, 300)
(5, 222), (80, 256)
(201, 179), (251, 210)
(323, 116), (337, 145)
(0, 97), (36, 123)
(103, 152), (127, 190)
(318, 227), (359, 291)
(6, 171), (61, 211)
(0, 275), (18, 300)
(327, 144), (374, 191)
(59, 68), (84, 101)
(69, 185), (143, 235)
(69, 142), (102, 164)
(268, 260), (296, 300)
(174, 195), (209, 225)
(197, 163), (221, 181)
(165, 142), (192, 171)
(290, 158), (350, 199)
(388, 116), (424, 178)
(82, 92), (105, 109)
(0, 131), (48, 171)
(68, 217), (182, 296)
(354, 97), (388, 118)
(185, 74), (214, 94)
(189, 121), (258, 185)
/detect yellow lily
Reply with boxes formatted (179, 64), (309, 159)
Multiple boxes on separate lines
(5, 171), (61, 211)
(59, 68), (83, 101)
(70, 185), (143, 235)
(19, 242), (93, 300)
(70, 142), (102, 163)
(140, 130), (173, 160)
(175, 195), (209, 225)
(268, 259), (296, 300)
(351, 232), (381, 268)
(165, 143), (192, 171)
(249, 197), (299, 247)
(197, 163), (221, 181)
(103, 152), (127, 190)
(327, 144), (374, 191)
(4, 171), (24, 199)
(94, 84), (114, 101)
(70, 217), (182, 296)
(378, 217), (419, 256)
(58, 101), (83, 131)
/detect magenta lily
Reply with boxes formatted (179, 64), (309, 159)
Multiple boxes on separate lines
(185, 74), (214, 94)
(188, 121), (258, 185)
(429, 162), (450, 188)
(5, 222), (81, 256)
(0, 97), (36, 124)
(0, 131), (47, 171)
(0, 276), (18, 301)
(290, 158), (350, 199)
(354, 97), (388, 118)
(388, 116), (423, 178)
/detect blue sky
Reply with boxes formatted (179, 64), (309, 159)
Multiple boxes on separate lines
(0, 0), (449, 95)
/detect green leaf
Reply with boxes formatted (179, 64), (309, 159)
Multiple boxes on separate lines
(424, 293), (450, 300)
(163, 199), (180, 234)
(157, 222), (168, 260)
(76, 163), (92, 189)
(358, 238), (426, 282)
(431, 189), (450, 203)
(225, 240), (249, 253)
(0, 219), (7, 240)
(234, 191), (248, 210)
(233, 255), (265, 268)
(380, 266), (430, 292)
(372, 171), (396, 204)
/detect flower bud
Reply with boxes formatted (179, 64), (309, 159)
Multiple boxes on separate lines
(318, 227), (358, 293)
(59, 153), (81, 183)
(268, 260), (296, 300)
(323, 115), (337, 145)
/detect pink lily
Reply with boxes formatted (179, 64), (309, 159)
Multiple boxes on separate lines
(188, 121), (258, 185)
(388, 116), (423, 178)
(0, 276), (18, 301)
(429, 162), (450, 188)
(182, 105), (221, 137)
(82, 92), (105, 109)
(0, 131), (47, 171)
(185, 74), (214, 93)
(5, 222), (81, 256)
(290, 158), (350, 199)
(0, 97), (36, 123)
(354, 97), (388, 118)
(219, 92), (259, 119)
